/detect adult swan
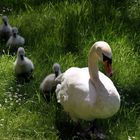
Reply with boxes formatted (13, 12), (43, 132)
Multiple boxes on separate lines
(55, 41), (120, 123)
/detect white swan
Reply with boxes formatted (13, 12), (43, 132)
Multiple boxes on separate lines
(40, 63), (61, 101)
(0, 16), (12, 41)
(6, 27), (25, 51)
(55, 41), (120, 122)
(14, 47), (34, 77)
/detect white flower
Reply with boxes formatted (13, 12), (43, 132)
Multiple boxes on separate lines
(9, 87), (14, 91)
(14, 95), (18, 98)
(0, 124), (3, 127)
(16, 100), (19, 103)
(5, 99), (8, 103)
(128, 136), (135, 140)
(17, 84), (22, 87)
(16, 88), (20, 92)
(10, 102), (14, 106)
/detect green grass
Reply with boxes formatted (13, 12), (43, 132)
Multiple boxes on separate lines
(0, 0), (140, 139)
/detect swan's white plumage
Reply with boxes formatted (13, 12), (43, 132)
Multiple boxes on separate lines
(56, 41), (120, 122)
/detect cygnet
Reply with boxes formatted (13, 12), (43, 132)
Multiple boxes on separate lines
(0, 16), (12, 41)
(7, 27), (25, 51)
(14, 47), (34, 80)
(40, 63), (61, 101)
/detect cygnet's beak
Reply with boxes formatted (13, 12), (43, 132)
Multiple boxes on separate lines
(4, 21), (7, 25)
(20, 55), (24, 61)
(103, 61), (113, 77)
(13, 33), (16, 37)
(55, 71), (59, 77)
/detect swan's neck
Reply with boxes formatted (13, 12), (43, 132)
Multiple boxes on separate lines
(88, 47), (99, 83)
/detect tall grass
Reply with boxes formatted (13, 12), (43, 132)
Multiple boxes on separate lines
(0, 0), (140, 139)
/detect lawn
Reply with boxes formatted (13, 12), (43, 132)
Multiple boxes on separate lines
(0, 0), (140, 139)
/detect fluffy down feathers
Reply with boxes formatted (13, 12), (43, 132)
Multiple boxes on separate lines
(7, 27), (25, 51)
(0, 16), (12, 41)
(40, 63), (61, 101)
(14, 47), (34, 77)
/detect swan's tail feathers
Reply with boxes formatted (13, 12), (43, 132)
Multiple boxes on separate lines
(55, 73), (63, 84)
(55, 83), (68, 103)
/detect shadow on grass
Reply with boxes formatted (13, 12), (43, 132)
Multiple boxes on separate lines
(54, 110), (85, 140)
(54, 78), (140, 140)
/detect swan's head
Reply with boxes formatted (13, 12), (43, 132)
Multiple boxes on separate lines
(2, 16), (8, 25)
(17, 47), (25, 61)
(53, 63), (61, 77)
(12, 27), (18, 37)
(95, 41), (113, 77)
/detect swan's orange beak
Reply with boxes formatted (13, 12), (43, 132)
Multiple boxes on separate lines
(103, 61), (113, 77)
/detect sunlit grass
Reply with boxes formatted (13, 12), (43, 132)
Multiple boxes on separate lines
(0, 0), (140, 139)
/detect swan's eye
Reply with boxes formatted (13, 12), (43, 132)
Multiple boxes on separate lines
(102, 54), (112, 64)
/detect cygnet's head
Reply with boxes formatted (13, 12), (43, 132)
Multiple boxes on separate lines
(17, 47), (25, 61)
(94, 41), (112, 77)
(12, 27), (18, 37)
(52, 63), (61, 77)
(2, 16), (8, 25)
